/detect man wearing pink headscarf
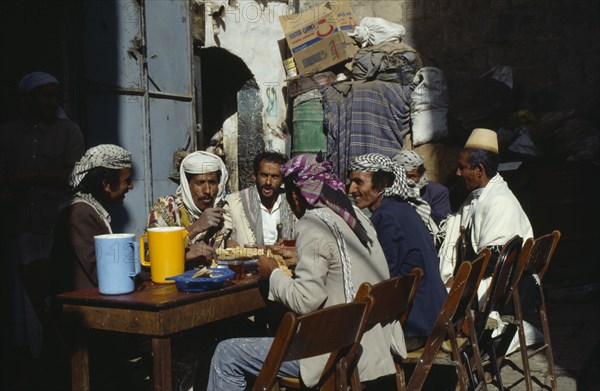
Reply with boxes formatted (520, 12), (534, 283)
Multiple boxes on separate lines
(206, 154), (406, 391)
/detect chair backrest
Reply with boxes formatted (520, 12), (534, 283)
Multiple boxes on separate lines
(354, 267), (423, 329)
(253, 299), (372, 391)
(524, 230), (561, 280)
(405, 261), (472, 390)
(452, 249), (491, 325)
(481, 235), (524, 315)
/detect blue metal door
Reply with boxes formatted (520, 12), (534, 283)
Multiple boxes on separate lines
(83, 0), (195, 235)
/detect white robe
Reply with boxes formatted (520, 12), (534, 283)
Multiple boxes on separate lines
(438, 173), (533, 305)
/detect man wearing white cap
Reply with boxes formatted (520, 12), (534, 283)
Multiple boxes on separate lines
(438, 129), (543, 356)
(0, 71), (85, 361)
(439, 128), (533, 289)
(147, 150), (228, 264)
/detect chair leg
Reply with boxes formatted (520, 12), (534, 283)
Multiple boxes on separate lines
(466, 311), (487, 391)
(487, 343), (504, 391)
(448, 327), (469, 391)
(539, 297), (558, 390)
(462, 350), (477, 391)
(513, 290), (533, 391)
(394, 361), (406, 391)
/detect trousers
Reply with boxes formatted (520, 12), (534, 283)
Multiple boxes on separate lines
(207, 337), (300, 391)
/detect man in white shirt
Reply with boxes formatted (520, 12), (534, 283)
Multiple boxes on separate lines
(222, 151), (295, 247)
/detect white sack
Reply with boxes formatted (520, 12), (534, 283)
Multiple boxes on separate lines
(349, 17), (406, 48)
(410, 67), (449, 146)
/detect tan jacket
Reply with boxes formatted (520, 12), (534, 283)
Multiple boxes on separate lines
(269, 207), (405, 386)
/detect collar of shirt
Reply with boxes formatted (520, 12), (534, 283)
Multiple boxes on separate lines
(257, 192), (283, 245)
(257, 191), (282, 214)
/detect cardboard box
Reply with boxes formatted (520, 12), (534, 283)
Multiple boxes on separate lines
(331, 0), (356, 34)
(279, 2), (356, 75)
(332, 0), (359, 59)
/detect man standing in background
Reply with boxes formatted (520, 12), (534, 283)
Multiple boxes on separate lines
(0, 71), (85, 380)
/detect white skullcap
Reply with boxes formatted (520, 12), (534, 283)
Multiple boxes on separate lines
(18, 71), (68, 119)
(18, 71), (60, 94)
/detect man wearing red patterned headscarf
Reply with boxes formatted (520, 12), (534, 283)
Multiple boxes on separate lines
(206, 154), (407, 391)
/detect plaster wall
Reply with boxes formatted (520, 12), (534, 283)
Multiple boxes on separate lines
(203, 0), (292, 160)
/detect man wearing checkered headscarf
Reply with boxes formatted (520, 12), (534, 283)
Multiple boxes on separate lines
(69, 144), (133, 189)
(393, 150), (451, 224)
(349, 153), (446, 351)
(51, 144), (135, 292)
(348, 153), (447, 346)
(348, 153), (438, 239)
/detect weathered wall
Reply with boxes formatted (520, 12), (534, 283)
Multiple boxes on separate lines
(305, 0), (600, 126)
(203, 0), (291, 154)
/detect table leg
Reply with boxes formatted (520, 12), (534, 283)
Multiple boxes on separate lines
(152, 336), (172, 391)
(71, 327), (90, 391)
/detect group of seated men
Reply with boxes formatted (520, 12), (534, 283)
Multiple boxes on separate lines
(51, 126), (536, 390)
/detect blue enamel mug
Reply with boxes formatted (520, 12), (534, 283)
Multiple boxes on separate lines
(94, 233), (140, 295)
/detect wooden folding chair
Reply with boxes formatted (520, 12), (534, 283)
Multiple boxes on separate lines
(252, 298), (373, 391)
(354, 268), (424, 390)
(511, 230), (561, 391)
(455, 249), (492, 391)
(474, 235), (534, 391)
(396, 260), (482, 391)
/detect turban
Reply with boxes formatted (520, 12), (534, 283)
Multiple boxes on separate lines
(281, 154), (371, 245)
(349, 153), (439, 241)
(348, 153), (418, 200)
(393, 149), (430, 189)
(393, 150), (424, 170)
(177, 151), (229, 220)
(18, 71), (68, 119)
(69, 144), (133, 189)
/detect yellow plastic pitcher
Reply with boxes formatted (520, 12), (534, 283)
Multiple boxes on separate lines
(139, 227), (187, 284)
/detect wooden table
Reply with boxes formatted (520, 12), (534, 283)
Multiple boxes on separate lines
(57, 274), (269, 391)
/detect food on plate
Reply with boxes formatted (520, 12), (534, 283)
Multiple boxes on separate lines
(191, 267), (213, 278)
(216, 247), (265, 261)
(266, 249), (293, 277)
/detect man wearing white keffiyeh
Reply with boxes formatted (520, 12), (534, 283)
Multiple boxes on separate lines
(348, 153), (447, 350)
(206, 154), (405, 391)
(51, 144), (134, 292)
(393, 149), (451, 224)
(147, 151), (228, 265)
